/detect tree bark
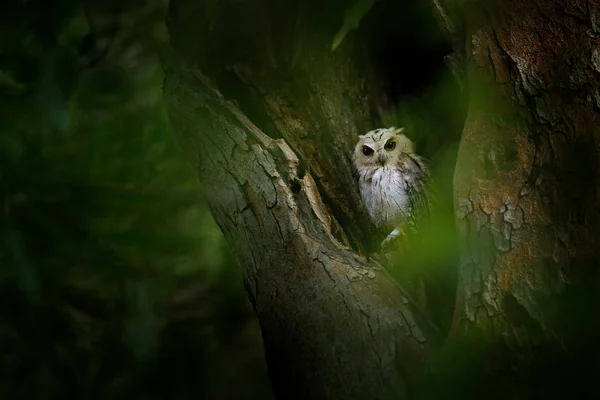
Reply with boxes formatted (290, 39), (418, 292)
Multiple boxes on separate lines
(433, 0), (600, 396)
(161, 1), (435, 398)
(162, 0), (600, 397)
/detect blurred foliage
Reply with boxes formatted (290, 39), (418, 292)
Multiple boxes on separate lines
(331, 0), (375, 51)
(0, 0), (272, 399)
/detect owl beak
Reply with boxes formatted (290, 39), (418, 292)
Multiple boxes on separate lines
(377, 154), (386, 166)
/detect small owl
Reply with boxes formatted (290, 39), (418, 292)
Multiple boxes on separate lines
(353, 127), (432, 249)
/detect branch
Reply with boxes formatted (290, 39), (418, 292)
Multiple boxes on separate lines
(162, 53), (432, 399)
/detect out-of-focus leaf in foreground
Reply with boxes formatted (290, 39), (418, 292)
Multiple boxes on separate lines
(331, 0), (375, 51)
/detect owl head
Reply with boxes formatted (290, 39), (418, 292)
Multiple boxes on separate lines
(353, 127), (415, 170)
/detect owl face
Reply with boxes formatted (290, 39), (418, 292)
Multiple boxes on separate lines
(353, 127), (415, 170)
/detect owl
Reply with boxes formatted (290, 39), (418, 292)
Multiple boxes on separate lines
(353, 127), (432, 249)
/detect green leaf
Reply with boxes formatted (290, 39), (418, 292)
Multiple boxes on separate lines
(205, 0), (218, 31)
(331, 0), (375, 51)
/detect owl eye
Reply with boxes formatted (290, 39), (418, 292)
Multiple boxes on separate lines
(384, 140), (396, 151)
(362, 146), (374, 156)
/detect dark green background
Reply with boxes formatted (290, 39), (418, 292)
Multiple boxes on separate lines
(0, 1), (273, 398)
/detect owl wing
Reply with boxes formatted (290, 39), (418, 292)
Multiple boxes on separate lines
(401, 154), (434, 233)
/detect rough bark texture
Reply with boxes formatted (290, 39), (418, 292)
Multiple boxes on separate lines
(163, 0), (600, 397)
(434, 0), (600, 395)
(161, 1), (435, 398)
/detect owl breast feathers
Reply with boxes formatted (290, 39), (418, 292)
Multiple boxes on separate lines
(353, 127), (432, 234)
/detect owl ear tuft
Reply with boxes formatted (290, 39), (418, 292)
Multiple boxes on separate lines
(404, 138), (416, 153)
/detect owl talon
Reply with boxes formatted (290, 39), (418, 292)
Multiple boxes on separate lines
(381, 227), (403, 252)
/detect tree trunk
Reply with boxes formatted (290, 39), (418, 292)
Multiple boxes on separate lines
(161, 1), (436, 399)
(433, 0), (600, 397)
(162, 0), (600, 398)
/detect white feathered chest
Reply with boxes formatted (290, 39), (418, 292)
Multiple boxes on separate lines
(353, 127), (431, 235)
(358, 166), (413, 229)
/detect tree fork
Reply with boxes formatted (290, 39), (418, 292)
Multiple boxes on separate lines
(161, 0), (438, 398)
(163, 0), (600, 397)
